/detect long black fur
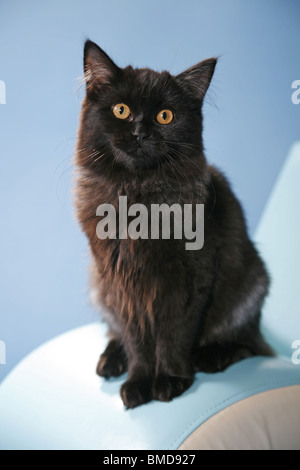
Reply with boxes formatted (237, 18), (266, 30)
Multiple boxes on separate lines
(75, 40), (274, 409)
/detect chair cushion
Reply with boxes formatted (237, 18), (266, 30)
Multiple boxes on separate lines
(179, 385), (300, 450)
(0, 323), (299, 450)
(255, 142), (300, 357)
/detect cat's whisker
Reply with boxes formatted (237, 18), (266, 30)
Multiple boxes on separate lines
(167, 146), (195, 167)
(76, 149), (103, 164)
(168, 146), (203, 172)
(165, 148), (201, 191)
(76, 146), (98, 155)
(73, 74), (86, 94)
(162, 140), (199, 151)
(161, 153), (185, 201)
(93, 153), (105, 163)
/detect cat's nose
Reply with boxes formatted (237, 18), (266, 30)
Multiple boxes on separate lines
(133, 132), (150, 147)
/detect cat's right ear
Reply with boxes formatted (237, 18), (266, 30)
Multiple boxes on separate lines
(83, 40), (120, 95)
(176, 58), (217, 101)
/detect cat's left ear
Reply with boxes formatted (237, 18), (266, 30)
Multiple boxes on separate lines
(176, 58), (217, 100)
(83, 40), (120, 94)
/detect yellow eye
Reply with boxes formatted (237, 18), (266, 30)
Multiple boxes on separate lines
(112, 103), (131, 120)
(156, 109), (174, 125)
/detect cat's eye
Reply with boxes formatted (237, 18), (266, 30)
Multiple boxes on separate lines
(112, 103), (131, 120)
(156, 109), (174, 125)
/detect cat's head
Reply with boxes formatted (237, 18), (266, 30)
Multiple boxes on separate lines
(77, 40), (216, 173)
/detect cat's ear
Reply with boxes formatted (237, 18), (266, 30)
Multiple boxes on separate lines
(177, 58), (217, 100)
(83, 40), (120, 93)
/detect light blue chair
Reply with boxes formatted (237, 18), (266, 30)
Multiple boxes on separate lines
(0, 144), (300, 450)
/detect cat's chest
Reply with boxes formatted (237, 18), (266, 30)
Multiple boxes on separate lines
(78, 171), (203, 264)
(81, 176), (192, 232)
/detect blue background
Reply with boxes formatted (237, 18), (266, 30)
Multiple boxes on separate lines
(0, 0), (299, 382)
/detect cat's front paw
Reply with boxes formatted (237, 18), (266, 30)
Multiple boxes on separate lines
(96, 340), (127, 378)
(193, 344), (253, 373)
(152, 375), (194, 402)
(120, 379), (153, 409)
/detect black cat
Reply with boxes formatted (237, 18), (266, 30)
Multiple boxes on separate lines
(75, 40), (273, 409)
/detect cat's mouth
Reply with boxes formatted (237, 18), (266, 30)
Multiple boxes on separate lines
(131, 149), (160, 169)
(112, 143), (161, 171)
(134, 146), (149, 159)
